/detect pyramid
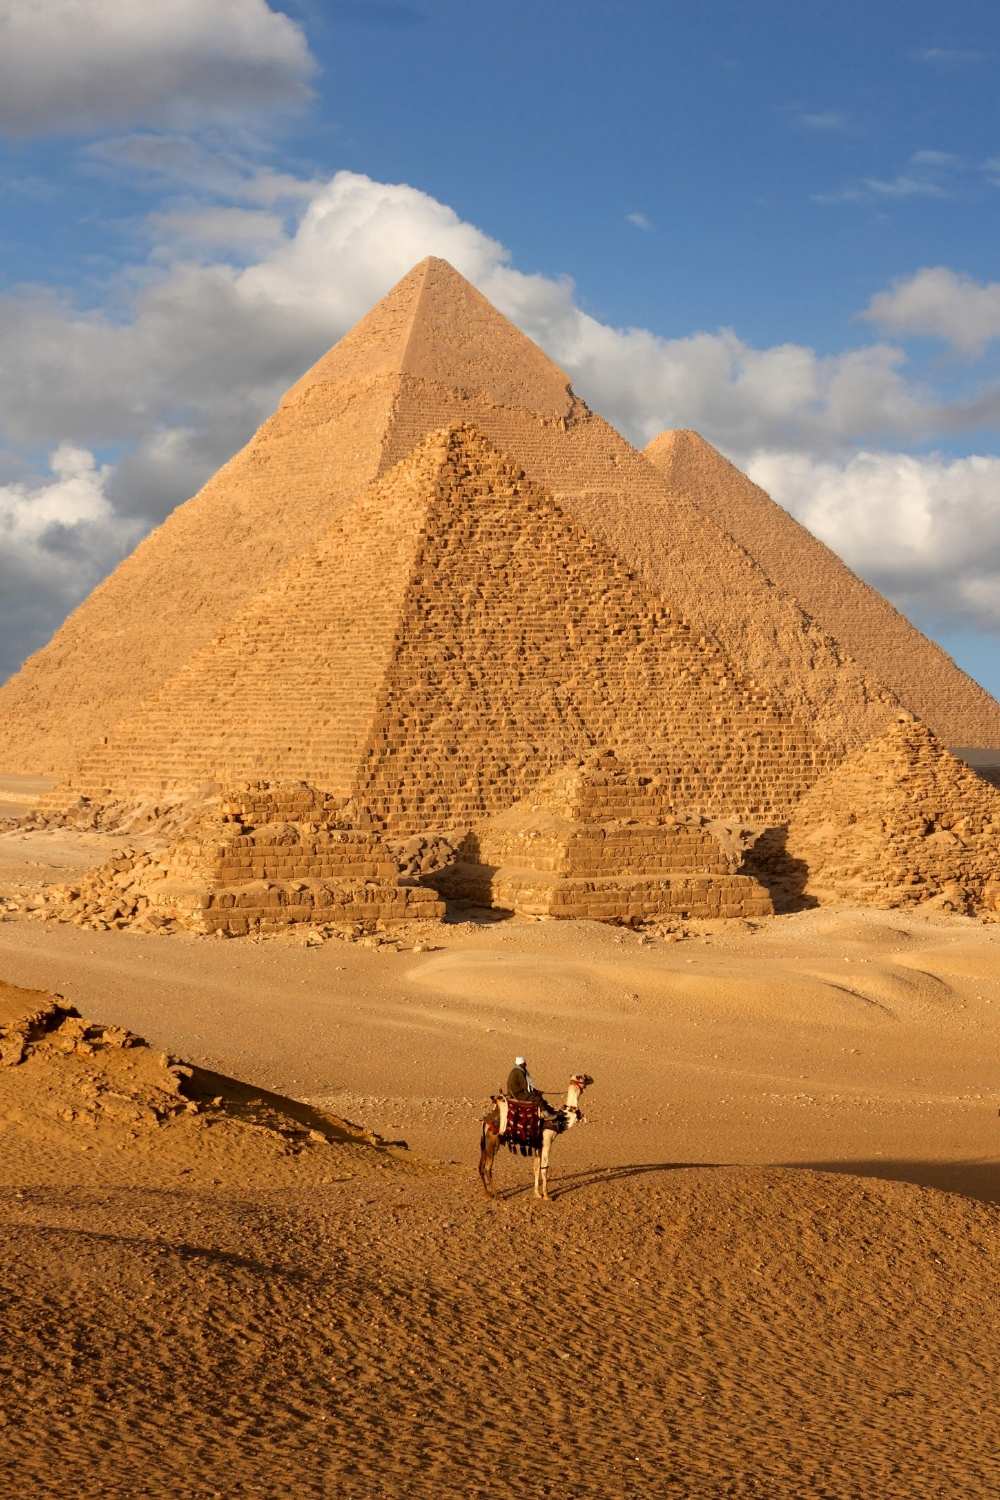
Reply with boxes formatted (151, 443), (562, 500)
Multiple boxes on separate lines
(645, 429), (1000, 748)
(436, 752), (773, 920)
(52, 425), (836, 831)
(34, 783), (443, 935)
(755, 714), (1000, 911)
(0, 257), (930, 781)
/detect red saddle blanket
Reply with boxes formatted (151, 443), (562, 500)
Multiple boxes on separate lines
(502, 1098), (541, 1155)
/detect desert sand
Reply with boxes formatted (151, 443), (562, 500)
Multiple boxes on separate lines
(1, 822), (998, 1498)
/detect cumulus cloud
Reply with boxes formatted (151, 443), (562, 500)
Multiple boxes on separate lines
(625, 211), (653, 230)
(862, 267), (1000, 357)
(2, 168), (1000, 673)
(0, 171), (941, 467)
(0, 0), (316, 136)
(0, 446), (143, 680)
(745, 449), (1000, 632)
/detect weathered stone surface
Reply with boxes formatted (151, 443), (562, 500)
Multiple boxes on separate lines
(31, 782), (444, 935)
(752, 715), (1000, 913)
(645, 429), (1000, 749)
(436, 752), (773, 921)
(2, 256), (946, 782)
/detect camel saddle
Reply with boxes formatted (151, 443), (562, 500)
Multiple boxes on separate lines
(501, 1097), (542, 1156)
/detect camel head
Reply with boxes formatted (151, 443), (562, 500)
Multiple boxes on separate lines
(565, 1072), (594, 1123)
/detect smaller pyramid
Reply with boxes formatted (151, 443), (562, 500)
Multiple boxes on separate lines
(760, 715), (1000, 912)
(436, 751), (773, 921)
(35, 783), (443, 936)
(644, 429), (1000, 748)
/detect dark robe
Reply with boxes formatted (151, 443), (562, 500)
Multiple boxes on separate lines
(506, 1064), (531, 1099)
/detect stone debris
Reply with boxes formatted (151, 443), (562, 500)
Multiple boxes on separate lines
(0, 979), (391, 1157)
(751, 714), (1000, 913)
(21, 782), (443, 937)
(435, 750), (773, 921)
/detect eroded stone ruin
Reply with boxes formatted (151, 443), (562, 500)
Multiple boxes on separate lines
(437, 752), (773, 920)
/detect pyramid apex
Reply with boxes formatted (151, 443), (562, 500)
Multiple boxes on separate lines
(285, 255), (575, 419)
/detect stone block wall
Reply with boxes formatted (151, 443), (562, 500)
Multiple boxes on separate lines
(435, 753), (773, 922)
(54, 425), (836, 840)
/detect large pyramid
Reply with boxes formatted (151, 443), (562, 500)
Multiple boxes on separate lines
(3, 257), (998, 802)
(645, 429), (1000, 748)
(0, 257), (915, 779)
(57, 426), (835, 832)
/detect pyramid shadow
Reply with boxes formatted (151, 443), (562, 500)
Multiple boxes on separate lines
(743, 824), (817, 913)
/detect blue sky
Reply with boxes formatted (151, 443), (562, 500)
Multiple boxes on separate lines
(1, 0), (998, 708)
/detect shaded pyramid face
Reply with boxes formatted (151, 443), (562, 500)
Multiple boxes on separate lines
(1, 256), (916, 781)
(770, 714), (1000, 910)
(644, 429), (1000, 749)
(62, 426), (836, 832)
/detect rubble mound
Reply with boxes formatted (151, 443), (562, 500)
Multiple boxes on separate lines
(436, 750), (773, 921)
(28, 782), (443, 936)
(0, 980), (394, 1167)
(755, 715), (1000, 913)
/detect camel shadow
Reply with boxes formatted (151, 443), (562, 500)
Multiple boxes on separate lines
(490, 1161), (711, 1203)
(488, 1157), (1000, 1206)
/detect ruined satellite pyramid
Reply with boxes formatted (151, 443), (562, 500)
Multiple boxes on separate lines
(436, 751), (773, 920)
(755, 715), (1000, 912)
(644, 429), (1000, 748)
(56, 426), (835, 831)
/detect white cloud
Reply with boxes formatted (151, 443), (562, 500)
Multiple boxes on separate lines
(0, 0), (316, 136)
(625, 211), (653, 230)
(84, 133), (323, 204)
(862, 267), (1000, 356)
(745, 449), (1000, 631)
(0, 445), (143, 679)
(910, 149), (962, 167)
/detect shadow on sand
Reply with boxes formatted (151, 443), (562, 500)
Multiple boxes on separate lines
(491, 1156), (1000, 1206)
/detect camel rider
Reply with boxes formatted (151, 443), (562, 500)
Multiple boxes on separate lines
(506, 1056), (556, 1119)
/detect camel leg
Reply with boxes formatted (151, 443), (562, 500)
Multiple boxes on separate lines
(538, 1131), (553, 1200)
(532, 1153), (542, 1199)
(479, 1123), (499, 1198)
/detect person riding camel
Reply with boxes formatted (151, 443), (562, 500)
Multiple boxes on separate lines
(506, 1055), (556, 1119)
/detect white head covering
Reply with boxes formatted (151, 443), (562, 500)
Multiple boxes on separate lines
(514, 1056), (526, 1066)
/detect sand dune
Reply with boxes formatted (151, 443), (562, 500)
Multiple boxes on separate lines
(1, 834), (999, 1495)
(1, 1159), (996, 1498)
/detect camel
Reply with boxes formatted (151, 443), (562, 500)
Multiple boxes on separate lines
(478, 1073), (593, 1200)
